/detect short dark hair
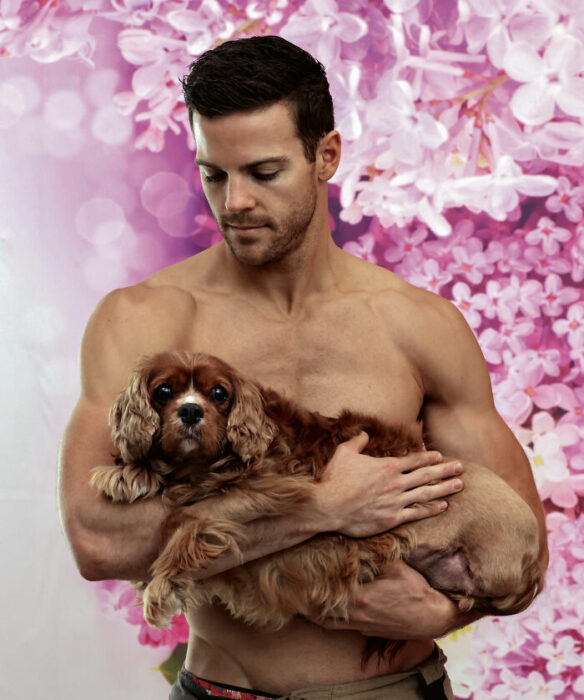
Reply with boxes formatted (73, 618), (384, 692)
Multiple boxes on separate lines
(181, 36), (335, 162)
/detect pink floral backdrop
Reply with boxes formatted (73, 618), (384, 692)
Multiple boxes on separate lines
(2, 1), (583, 698)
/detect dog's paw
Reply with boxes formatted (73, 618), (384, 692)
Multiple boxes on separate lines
(90, 464), (163, 503)
(90, 466), (128, 501)
(142, 577), (183, 629)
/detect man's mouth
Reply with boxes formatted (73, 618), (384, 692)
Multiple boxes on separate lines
(223, 221), (270, 231)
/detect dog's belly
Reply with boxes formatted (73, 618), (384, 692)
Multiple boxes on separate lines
(197, 460), (542, 628)
(399, 460), (541, 607)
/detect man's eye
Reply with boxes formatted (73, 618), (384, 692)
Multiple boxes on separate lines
(209, 385), (228, 404)
(202, 172), (226, 183)
(152, 383), (174, 403)
(252, 171), (279, 181)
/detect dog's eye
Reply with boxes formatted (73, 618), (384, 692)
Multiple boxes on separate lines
(209, 385), (228, 404)
(152, 383), (174, 403)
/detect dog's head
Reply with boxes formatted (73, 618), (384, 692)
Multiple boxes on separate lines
(110, 351), (278, 465)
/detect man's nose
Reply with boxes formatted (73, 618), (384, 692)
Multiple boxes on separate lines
(225, 177), (255, 212)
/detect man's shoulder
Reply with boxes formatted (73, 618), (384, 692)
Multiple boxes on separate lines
(91, 279), (195, 336)
(92, 247), (216, 327)
(339, 251), (466, 333)
(364, 266), (458, 325)
(363, 268), (478, 374)
(83, 250), (215, 363)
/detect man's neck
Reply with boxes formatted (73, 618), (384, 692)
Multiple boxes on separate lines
(210, 232), (344, 318)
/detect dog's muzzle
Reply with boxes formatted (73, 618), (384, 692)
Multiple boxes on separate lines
(178, 403), (204, 426)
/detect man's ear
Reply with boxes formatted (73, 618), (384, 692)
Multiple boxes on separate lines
(316, 130), (341, 181)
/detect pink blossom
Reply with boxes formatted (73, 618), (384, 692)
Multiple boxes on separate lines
(478, 327), (504, 365)
(0, 1), (97, 62)
(518, 348), (563, 379)
(509, 275), (545, 319)
(491, 239), (532, 275)
(117, 28), (172, 65)
(166, 4), (237, 55)
(472, 279), (519, 323)
(504, 36), (584, 126)
(524, 432), (569, 491)
(569, 230), (584, 282)
(495, 359), (570, 424)
(343, 233), (377, 263)
(405, 258), (452, 293)
(522, 604), (582, 645)
(366, 79), (448, 168)
(446, 241), (494, 284)
(518, 411), (581, 451)
(451, 282), (483, 328)
(422, 218), (475, 258)
(545, 175), (584, 223)
(491, 668), (528, 699)
(134, 124), (165, 151)
(98, 580), (189, 648)
(540, 273), (580, 317)
(524, 245), (572, 276)
(280, 0), (368, 66)
(539, 471), (584, 509)
(537, 635), (583, 676)
(442, 156), (557, 222)
(246, 0), (291, 26)
(497, 316), (536, 355)
(514, 670), (566, 697)
(100, 0), (170, 27)
(525, 216), (572, 255)
(383, 225), (428, 264)
(553, 302), (584, 348)
(457, 0), (554, 67)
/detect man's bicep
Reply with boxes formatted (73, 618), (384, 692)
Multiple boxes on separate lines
(418, 302), (546, 558)
(79, 289), (143, 403)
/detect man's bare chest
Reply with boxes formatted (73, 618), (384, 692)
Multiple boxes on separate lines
(179, 296), (423, 425)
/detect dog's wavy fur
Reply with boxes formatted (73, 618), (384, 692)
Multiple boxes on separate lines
(91, 351), (544, 657)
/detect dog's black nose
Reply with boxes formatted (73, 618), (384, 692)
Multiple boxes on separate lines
(178, 403), (204, 426)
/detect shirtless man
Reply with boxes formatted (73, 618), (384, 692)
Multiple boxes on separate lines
(58, 36), (547, 699)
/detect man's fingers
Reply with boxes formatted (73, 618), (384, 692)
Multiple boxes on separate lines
(403, 460), (463, 490)
(397, 450), (443, 472)
(312, 615), (352, 630)
(340, 431), (370, 453)
(402, 475), (463, 507)
(400, 499), (450, 523)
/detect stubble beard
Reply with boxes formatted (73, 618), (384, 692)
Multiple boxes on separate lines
(216, 184), (318, 267)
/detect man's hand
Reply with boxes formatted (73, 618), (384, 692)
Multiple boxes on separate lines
(314, 432), (463, 537)
(312, 561), (479, 640)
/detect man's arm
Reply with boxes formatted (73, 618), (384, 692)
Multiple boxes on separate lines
(59, 286), (465, 583)
(318, 290), (547, 640)
(418, 296), (547, 565)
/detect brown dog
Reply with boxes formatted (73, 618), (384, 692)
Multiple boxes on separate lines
(91, 351), (543, 637)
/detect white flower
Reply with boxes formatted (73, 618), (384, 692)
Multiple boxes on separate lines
(504, 35), (584, 125)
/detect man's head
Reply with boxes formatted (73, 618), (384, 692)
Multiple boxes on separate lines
(181, 35), (334, 162)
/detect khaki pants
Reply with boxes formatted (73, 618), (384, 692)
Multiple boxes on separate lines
(169, 646), (453, 700)
(281, 647), (453, 699)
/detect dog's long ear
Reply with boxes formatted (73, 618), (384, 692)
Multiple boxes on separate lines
(110, 364), (160, 463)
(226, 374), (278, 463)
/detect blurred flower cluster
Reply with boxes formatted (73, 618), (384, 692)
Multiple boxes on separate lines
(446, 513), (584, 699)
(3, 1), (583, 696)
(3, 0), (583, 234)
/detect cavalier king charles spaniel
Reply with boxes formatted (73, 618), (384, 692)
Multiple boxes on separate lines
(91, 351), (543, 641)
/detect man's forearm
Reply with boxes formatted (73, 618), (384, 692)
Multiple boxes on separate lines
(66, 494), (170, 581)
(188, 508), (323, 580)
(67, 487), (324, 582)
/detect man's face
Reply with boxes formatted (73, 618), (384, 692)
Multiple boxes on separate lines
(192, 102), (318, 266)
